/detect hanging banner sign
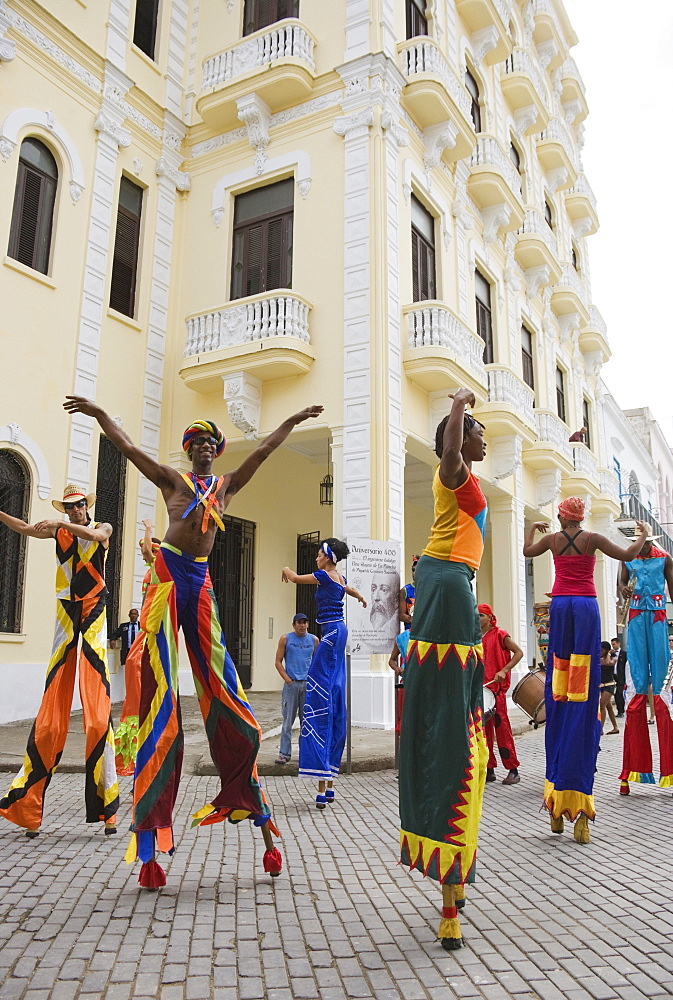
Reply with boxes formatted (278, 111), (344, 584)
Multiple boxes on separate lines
(346, 539), (401, 655)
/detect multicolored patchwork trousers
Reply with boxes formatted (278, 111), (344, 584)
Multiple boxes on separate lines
(0, 595), (118, 830)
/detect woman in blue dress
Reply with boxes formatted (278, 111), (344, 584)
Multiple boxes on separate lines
(282, 538), (366, 807)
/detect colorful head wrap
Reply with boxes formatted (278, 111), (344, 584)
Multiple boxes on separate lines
(478, 603), (497, 627)
(321, 541), (337, 564)
(557, 496), (585, 522)
(182, 420), (226, 457)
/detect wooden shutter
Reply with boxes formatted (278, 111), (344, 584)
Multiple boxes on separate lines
(265, 216), (284, 291)
(110, 181), (142, 317)
(245, 222), (264, 296)
(9, 161), (56, 275)
(133, 0), (159, 59)
(412, 226), (436, 302)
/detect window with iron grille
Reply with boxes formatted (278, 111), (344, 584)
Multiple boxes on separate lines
(406, 0), (428, 38)
(208, 516), (256, 688)
(243, 0), (299, 35)
(295, 531), (320, 636)
(0, 451), (30, 634)
(475, 269), (494, 364)
(556, 366), (566, 423)
(411, 195), (436, 302)
(8, 138), (58, 275)
(133, 0), (160, 59)
(521, 325), (535, 394)
(582, 398), (591, 449)
(109, 176), (143, 318)
(465, 67), (481, 133)
(231, 178), (294, 300)
(94, 435), (127, 631)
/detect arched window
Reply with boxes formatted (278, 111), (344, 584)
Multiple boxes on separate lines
(0, 451), (30, 633)
(465, 67), (482, 133)
(8, 138), (58, 275)
(628, 471), (641, 500)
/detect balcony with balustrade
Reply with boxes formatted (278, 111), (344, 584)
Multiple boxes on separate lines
(536, 118), (577, 189)
(560, 57), (588, 123)
(579, 305), (610, 362)
(456, 0), (512, 64)
(402, 301), (488, 399)
(524, 409), (573, 473)
(501, 48), (548, 132)
(474, 364), (537, 441)
(532, 0), (574, 72)
(180, 291), (315, 393)
(514, 208), (561, 281)
(564, 172), (599, 236)
(594, 467), (621, 516)
(197, 19), (317, 128)
(467, 135), (525, 231)
(397, 39), (476, 156)
(565, 441), (601, 497)
(550, 263), (589, 324)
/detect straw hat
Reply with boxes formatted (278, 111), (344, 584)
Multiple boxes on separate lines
(52, 484), (96, 513)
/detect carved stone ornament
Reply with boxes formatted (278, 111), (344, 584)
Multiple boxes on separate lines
(423, 120), (458, 171)
(572, 216), (593, 239)
(524, 264), (550, 299)
(491, 434), (523, 481)
(381, 110), (410, 147)
(133, 157), (143, 175)
(481, 203), (511, 245)
(547, 166), (568, 192)
(7, 421), (19, 444)
(296, 176), (312, 199)
(212, 208), (224, 228)
(0, 35), (15, 62)
(563, 99), (582, 126)
(536, 468), (562, 507)
(538, 39), (559, 70)
(223, 372), (262, 440)
(156, 155), (191, 192)
(514, 104), (538, 138)
(451, 195), (473, 231)
(94, 111), (131, 148)
(69, 181), (84, 204)
(471, 25), (499, 65)
(0, 135), (15, 161)
(333, 106), (374, 139)
(558, 311), (579, 343)
(236, 93), (271, 176)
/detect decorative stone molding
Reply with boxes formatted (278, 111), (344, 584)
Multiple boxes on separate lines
(537, 39), (558, 70)
(481, 203), (511, 245)
(452, 194), (473, 231)
(211, 149), (312, 227)
(558, 311), (580, 343)
(0, 423), (52, 499)
(572, 216), (593, 239)
(94, 110), (131, 148)
(132, 157), (143, 175)
(155, 155), (191, 192)
(524, 264), (550, 299)
(513, 104), (538, 138)
(0, 10), (14, 62)
(563, 99), (582, 126)
(423, 120), (458, 171)
(236, 93), (271, 175)
(536, 467), (562, 507)
(380, 109), (410, 147)
(295, 177), (312, 199)
(333, 106), (374, 139)
(223, 372), (262, 440)
(491, 433), (523, 481)
(547, 166), (568, 192)
(583, 350), (603, 378)
(0, 4), (101, 92)
(471, 25), (499, 65)
(0, 108), (87, 203)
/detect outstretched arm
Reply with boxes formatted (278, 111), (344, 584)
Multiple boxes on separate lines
(438, 389), (473, 490)
(0, 510), (54, 538)
(282, 567), (317, 585)
(63, 397), (178, 490)
(345, 584), (367, 607)
(523, 522), (553, 558)
(593, 520), (648, 561)
(32, 519), (112, 544)
(227, 405), (323, 497)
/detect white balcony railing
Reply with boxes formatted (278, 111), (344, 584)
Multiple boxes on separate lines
(559, 263), (585, 299)
(517, 208), (557, 257)
(599, 468), (620, 503)
(588, 305), (607, 335)
(560, 57), (586, 96)
(184, 292), (310, 357)
(535, 410), (572, 459)
(571, 442), (599, 482)
(533, 0), (565, 40)
(470, 134), (522, 197)
(503, 47), (548, 107)
(537, 117), (576, 166)
(399, 39), (472, 121)
(567, 172), (597, 212)
(406, 303), (486, 377)
(487, 366), (535, 425)
(202, 20), (315, 90)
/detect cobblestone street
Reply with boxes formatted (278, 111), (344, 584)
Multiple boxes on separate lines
(1, 725), (673, 1000)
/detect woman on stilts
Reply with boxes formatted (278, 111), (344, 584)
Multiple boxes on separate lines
(282, 539), (366, 807)
(399, 388), (488, 951)
(523, 500), (647, 842)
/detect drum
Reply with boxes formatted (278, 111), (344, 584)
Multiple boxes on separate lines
(482, 686), (496, 723)
(511, 669), (546, 728)
(532, 601), (551, 667)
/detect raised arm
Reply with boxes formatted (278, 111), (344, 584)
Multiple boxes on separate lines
(438, 389), (474, 489)
(0, 510), (54, 538)
(32, 519), (113, 545)
(140, 519), (155, 563)
(523, 521), (553, 558)
(593, 520), (648, 561)
(226, 405), (323, 497)
(63, 397), (179, 491)
(344, 584), (367, 607)
(282, 567), (317, 585)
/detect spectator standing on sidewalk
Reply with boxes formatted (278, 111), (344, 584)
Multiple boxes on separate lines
(274, 614), (318, 765)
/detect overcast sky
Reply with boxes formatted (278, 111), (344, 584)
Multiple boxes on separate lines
(562, 0), (673, 443)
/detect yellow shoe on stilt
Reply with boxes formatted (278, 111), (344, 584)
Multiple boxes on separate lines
(573, 813), (590, 844)
(550, 815), (564, 834)
(438, 884), (463, 950)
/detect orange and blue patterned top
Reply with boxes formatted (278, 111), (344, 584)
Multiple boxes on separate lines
(423, 467), (487, 570)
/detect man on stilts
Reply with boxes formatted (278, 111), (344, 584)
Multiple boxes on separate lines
(0, 486), (118, 837)
(619, 533), (673, 794)
(63, 395), (322, 887)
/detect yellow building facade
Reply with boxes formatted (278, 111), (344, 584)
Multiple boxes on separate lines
(0, 0), (620, 726)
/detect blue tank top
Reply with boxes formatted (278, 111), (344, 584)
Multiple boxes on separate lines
(313, 569), (346, 625)
(284, 631), (315, 681)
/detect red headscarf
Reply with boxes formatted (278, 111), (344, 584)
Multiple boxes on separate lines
(478, 603), (497, 627)
(558, 496), (585, 522)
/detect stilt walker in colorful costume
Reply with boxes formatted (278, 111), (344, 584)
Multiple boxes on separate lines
(0, 486), (119, 837)
(618, 534), (673, 794)
(523, 500), (647, 843)
(115, 520), (161, 775)
(478, 604), (524, 786)
(63, 395), (323, 887)
(399, 388), (488, 951)
(282, 540), (367, 807)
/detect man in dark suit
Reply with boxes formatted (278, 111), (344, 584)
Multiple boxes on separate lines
(110, 609), (140, 664)
(611, 636), (627, 717)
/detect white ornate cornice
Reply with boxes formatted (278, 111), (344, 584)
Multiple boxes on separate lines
(381, 109), (410, 147)
(0, 3), (101, 91)
(333, 106), (374, 138)
(559, 311), (580, 343)
(236, 92), (271, 175)
(0, 7), (14, 62)
(155, 154), (190, 192)
(94, 110), (131, 147)
(572, 216), (593, 239)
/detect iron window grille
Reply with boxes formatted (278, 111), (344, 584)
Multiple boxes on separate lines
(0, 451), (30, 633)
(94, 435), (127, 631)
(295, 531), (320, 636)
(208, 515), (256, 688)
(582, 398), (591, 449)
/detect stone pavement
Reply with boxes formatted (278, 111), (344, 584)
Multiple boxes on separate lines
(2, 720), (673, 1000)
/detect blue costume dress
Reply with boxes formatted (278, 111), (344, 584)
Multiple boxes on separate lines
(298, 569), (348, 781)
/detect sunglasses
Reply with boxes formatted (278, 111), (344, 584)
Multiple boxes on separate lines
(192, 436), (218, 447)
(63, 500), (87, 511)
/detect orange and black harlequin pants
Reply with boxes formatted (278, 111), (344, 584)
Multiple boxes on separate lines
(0, 595), (119, 830)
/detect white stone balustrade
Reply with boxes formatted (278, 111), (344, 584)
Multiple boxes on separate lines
(518, 208), (557, 256)
(559, 263), (585, 298)
(599, 468), (620, 503)
(588, 305), (607, 334)
(533, 0), (565, 40)
(567, 172), (597, 211)
(560, 57), (587, 96)
(184, 292), (311, 357)
(536, 410), (572, 459)
(470, 134), (522, 196)
(486, 365), (535, 424)
(571, 442), (599, 481)
(538, 117), (576, 166)
(399, 39), (472, 121)
(503, 47), (548, 107)
(406, 302), (485, 376)
(202, 20), (315, 90)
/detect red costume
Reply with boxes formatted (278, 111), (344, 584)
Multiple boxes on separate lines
(479, 604), (520, 772)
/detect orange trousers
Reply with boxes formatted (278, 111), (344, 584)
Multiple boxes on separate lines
(0, 595), (119, 830)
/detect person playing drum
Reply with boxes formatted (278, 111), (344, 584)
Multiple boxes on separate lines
(478, 604), (524, 786)
(523, 499), (648, 844)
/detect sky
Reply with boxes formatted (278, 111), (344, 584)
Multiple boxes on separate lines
(562, 0), (673, 443)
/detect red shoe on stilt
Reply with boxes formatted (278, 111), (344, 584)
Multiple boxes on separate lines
(263, 848), (283, 877)
(138, 860), (166, 889)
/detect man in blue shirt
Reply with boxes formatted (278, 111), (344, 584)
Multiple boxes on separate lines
(274, 614), (318, 764)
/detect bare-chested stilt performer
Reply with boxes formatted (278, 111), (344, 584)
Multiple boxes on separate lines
(63, 395), (322, 887)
